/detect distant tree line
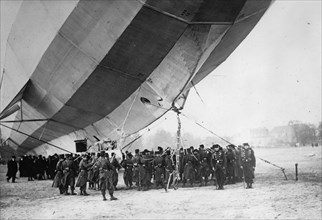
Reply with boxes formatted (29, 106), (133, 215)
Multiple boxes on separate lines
(288, 120), (321, 146)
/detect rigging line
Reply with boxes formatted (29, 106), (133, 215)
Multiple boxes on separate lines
(257, 157), (285, 170)
(0, 119), (49, 123)
(180, 112), (233, 145)
(120, 87), (142, 136)
(191, 81), (205, 105)
(0, 123), (73, 154)
(38, 123), (47, 141)
(181, 112), (287, 177)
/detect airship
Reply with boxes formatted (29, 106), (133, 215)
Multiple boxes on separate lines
(0, 0), (273, 156)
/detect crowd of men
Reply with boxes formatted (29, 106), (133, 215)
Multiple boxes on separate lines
(6, 143), (256, 201)
(6, 154), (59, 182)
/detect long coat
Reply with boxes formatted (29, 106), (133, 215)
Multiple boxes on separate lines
(7, 159), (18, 178)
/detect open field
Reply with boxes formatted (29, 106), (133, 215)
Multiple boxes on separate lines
(0, 146), (321, 219)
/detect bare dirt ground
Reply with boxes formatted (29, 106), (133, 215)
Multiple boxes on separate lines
(0, 146), (321, 220)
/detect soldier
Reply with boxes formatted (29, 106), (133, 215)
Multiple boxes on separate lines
(120, 152), (134, 188)
(211, 144), (226, 190)
(96, 151), (117, 201)
(52, 154), (65, 194)
(226, 145), (236, 184)
(153, 150), (165, 189)
(198, 144), (211, 186)
(192, 149), (201, 185)
(61, 154), (77, 195)
(76, 154), (92, 196)
(235, 145), (244, 182)
(146, 150), (155, 188)
(25, 155), (33, 181)
(241, 143), (256, 189)
(88, 152), (99, 190)
(18, 156), (26, 177)
(35, 155), (44, 180)
(132, 149), (141, 188)
(6, 156), (18, 183)
(110, 152), (122, 190)
(182, 148), (198, 187)
(164, 149), (174, 188)
(140, 149), (151, 191)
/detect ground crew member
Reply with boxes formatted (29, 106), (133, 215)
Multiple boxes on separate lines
(61, 154), (77, 195)
(121, 152), (134, 188)
(96, 151), (117, 201)
(153, 150), (165, 189)
(6, 156), (18, 183)
(76, 154), (92, 196)
(52, 154), (65, 194)
(182, 148), (197, 187)
(241, 143), (256, 189)
(212, 144), (226, 190)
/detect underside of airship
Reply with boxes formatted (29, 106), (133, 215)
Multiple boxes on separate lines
(0, 0), (273, 156)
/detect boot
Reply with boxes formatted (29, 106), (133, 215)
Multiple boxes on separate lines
(246, 183), (250, 189)
(102, 191), (107, 201)
(249, 183), (252, 188)
(83, 190), (89, 196)
(80, 190), (84, 195)
(64, 191), (70, 195)
(71, 190), (77, 195)
(110, 193), (118, 201)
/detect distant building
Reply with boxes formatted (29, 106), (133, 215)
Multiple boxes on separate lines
(270, 125), (296, 145)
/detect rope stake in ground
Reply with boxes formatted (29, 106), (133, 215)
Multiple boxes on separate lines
(258, 157), (287, 180)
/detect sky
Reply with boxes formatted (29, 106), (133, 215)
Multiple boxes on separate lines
(1, 0), (321, 141)
(143, 0), (322, 139)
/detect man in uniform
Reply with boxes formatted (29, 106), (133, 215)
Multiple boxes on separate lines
(198, 144), (211, 186)
(110, 152), (122, 190)
(241, 143), (256, 188)
(96, 151), (117, 201)
(61, 154), (77, 195)
(182, 148), (198, 187)
(226, 145), (236, 184)
(236, 145), (244, 182)
(153, 150), (165, 189)
(121, 152), (134, 188)
(192, 149), (201, 185)
(6, 156), (18, 183)
(132, 149), (141, 188)
(143, 150), (153, 188)
(76, 154), (92, 196)
(164, 149), (174, 188)
(211, 144), (226, 190)
(52, 154), (65, 194)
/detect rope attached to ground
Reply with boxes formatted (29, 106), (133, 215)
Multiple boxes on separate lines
(187, 84), (288, 180)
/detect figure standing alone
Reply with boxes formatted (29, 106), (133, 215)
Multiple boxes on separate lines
(7, 156), (18, 183)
